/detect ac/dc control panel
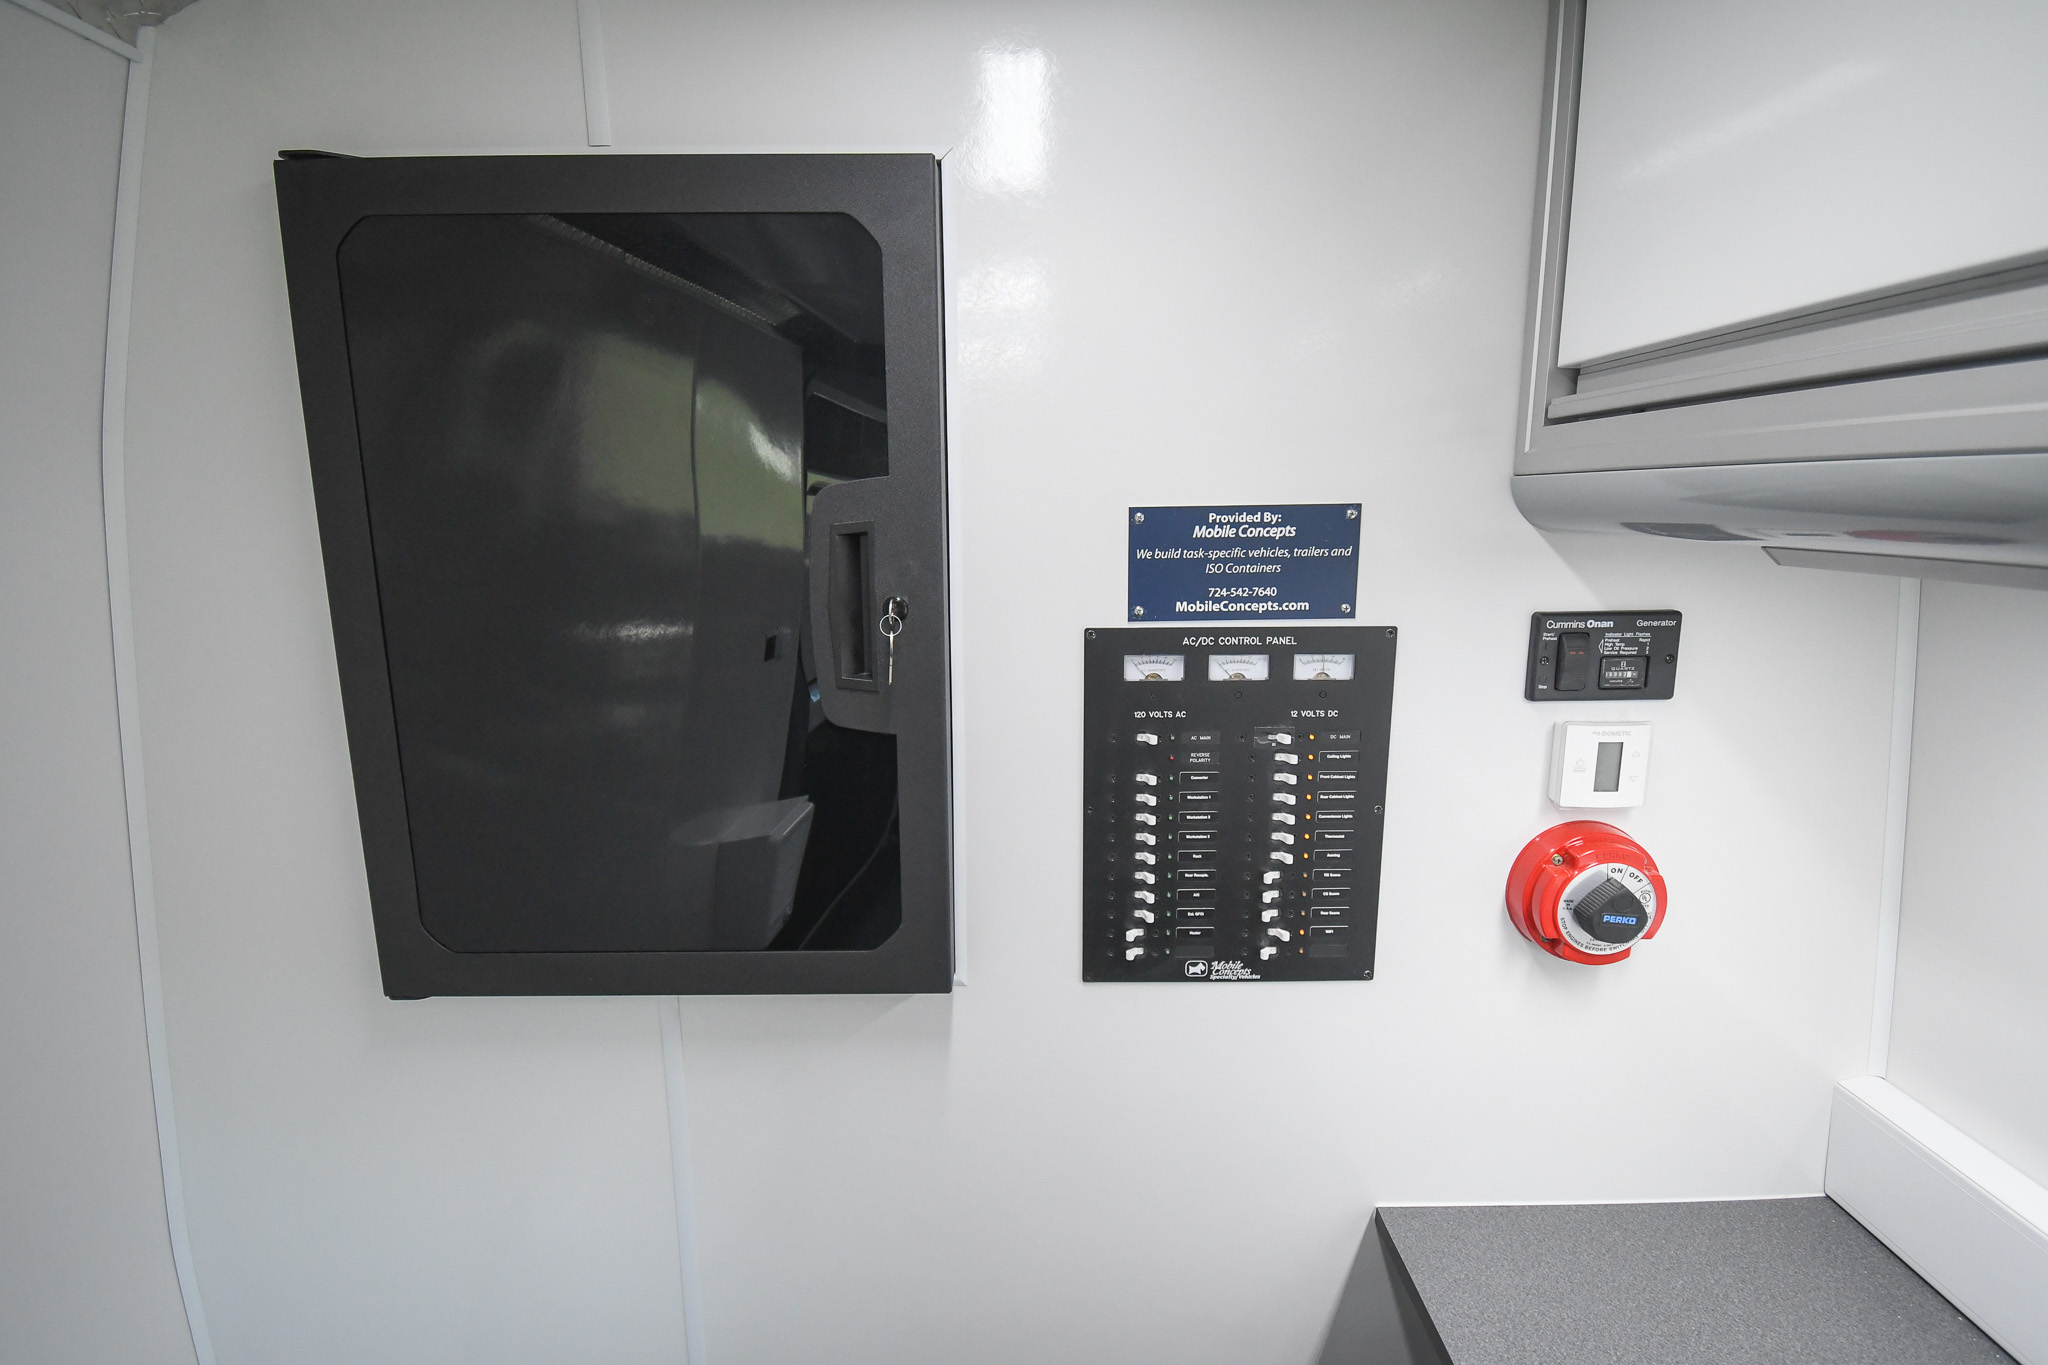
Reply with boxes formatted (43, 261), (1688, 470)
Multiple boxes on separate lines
(1083, 626), (1396, 983)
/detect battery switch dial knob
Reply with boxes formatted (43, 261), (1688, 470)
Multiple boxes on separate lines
(1504, 821), (1666, 966)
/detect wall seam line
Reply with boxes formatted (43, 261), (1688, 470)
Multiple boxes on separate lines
(576, 0), (613, 147)
(1868, 575), (1920, 1077)
(101, 24), (218, 1365)
(659, 997), (709, 1365)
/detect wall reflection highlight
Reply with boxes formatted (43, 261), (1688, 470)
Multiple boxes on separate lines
(965, 44), (1054, 196)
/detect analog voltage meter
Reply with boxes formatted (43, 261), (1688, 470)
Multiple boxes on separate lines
(1293, 652), (1355, 680)
(1208, 653), (1269, 681)
(1123, 654), (1186, 682)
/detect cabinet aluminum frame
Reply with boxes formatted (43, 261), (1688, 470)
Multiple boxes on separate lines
(275, 152), (953, 997)
(1515, 0), (2048, 575)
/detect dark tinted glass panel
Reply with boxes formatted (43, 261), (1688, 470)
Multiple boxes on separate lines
(335, 212), (896, 954)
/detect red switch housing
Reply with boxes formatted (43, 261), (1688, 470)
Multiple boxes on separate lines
(1506, 821), (1666, 965)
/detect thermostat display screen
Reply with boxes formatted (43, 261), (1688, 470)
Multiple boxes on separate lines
(1593, 741), (1623, 792)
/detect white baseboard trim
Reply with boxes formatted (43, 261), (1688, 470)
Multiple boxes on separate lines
(1827, 1077), (2048, 1363)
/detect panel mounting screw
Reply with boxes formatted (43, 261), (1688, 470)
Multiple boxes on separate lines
(1551, 854), (1565, 865)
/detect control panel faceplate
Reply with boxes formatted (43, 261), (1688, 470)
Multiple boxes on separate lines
(1524, 610), (1682, 701)
(1083, 626), (1395, 983)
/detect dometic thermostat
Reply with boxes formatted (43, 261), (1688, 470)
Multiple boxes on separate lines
(1551, 721), (1651, 808)
(1506, 821), (1666, 965)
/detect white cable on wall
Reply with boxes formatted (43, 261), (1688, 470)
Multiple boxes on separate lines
(1867, 576), (1921, 1077)
(99, 23), (218, 1365)
(659, 997), (709, 1365)
(576, 0), (613, 147)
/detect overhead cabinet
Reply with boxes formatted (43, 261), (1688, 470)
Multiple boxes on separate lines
(1516, 0), (2048, 585)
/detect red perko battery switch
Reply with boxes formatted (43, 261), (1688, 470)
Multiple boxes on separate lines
(1505, 821), (1667, 965)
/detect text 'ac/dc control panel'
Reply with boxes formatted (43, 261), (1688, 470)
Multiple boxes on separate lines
(1083, 626), (1396, 983)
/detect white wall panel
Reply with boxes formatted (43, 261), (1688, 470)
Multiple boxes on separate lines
(1560, 0), (2048, 365)
(0, 6), (197, 1362)
(128, 5), (686, 1364)
(1889, 579), (2048, 1190)
(126, 1), (1900, 1362)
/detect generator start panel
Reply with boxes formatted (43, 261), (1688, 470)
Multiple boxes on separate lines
(1083, 626), (1396, 983)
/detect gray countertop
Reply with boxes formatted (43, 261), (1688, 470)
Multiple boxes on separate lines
(1376, 1198), (2011, 1365)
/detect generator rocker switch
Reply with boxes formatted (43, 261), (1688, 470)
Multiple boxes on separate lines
(1555, 631), (1592, 691)
(1550, 721), (1652, 809)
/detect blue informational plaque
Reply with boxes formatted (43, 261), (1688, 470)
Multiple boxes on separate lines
(1127, 504), (1360, 621)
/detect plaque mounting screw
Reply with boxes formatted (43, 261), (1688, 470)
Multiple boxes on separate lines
(1346, 508), (1358, 519)
(1133, 512), (1145, 523)
(1133, 606), (1145, 617)
(1341, 604), (1352, 614)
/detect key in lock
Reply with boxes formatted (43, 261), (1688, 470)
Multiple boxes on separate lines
(879, 596), (908, 684)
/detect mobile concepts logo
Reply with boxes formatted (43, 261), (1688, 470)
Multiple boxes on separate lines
(1183, 960), (1210, 978)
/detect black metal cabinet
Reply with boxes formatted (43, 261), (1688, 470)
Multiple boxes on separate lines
(275, 154), (950, 996)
